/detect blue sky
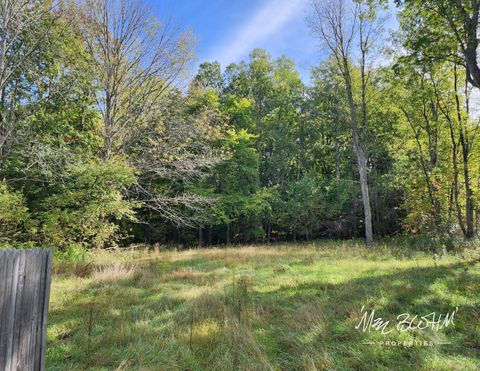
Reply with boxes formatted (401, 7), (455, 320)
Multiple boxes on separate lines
(151, 0), (398, 83)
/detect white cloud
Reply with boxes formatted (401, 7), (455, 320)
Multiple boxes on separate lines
(205, 0), (307, 66)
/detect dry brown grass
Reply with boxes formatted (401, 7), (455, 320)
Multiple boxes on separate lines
(160, 267), (206, 282)
(91, 262), (136, 283)
(285, 302), (326, 333)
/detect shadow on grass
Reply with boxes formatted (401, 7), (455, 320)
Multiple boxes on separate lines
(47, 256), (480, 371)
(249, 262), (479, 370)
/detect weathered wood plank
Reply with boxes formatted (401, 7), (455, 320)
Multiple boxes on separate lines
(25, 250), (39, 369)
(0, 249), (52, 371)
(40, 250), (52, 371)
(3, 250), (18, 371)
(13, 249), (27, 370)
(33, 252), (46, 371)
(0, 250), (9, 371)
(6, 250), (22, 371)
(32, 251), (44, 371)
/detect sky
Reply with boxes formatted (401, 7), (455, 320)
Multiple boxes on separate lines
(151, 0), (398, 83)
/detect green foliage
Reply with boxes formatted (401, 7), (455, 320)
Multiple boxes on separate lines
(205, 129), (271, 242)
(40, 159), (136, 250)
(192, 61), (224, 93)
(221, 129), (259, 193)
(0, 183), (32, 243)
(3, 0), (480, 250)
(283, 175), (322, 238)
(54, 243), (89, 264)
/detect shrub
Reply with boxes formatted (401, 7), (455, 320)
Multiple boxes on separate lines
(41, 159), (136, 250)
(0, 182), (32, 243)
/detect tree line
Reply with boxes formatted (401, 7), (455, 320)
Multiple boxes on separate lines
(1, 0), (480, 253)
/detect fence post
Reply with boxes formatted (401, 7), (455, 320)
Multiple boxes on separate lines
(0, 249), (52, 371)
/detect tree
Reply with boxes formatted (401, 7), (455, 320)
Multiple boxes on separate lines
(308, 0), (385, 245)
(214, 129), (270, 243)
(389, 63), (448, 234)
(0, 0), (58, 164)
(396, 0), (479, 239)
(191, 61), (224, 93)
(397, 0), (480, 90)
(40, 159), (136, 250)
(432, 63), (476, 238)
(79, 0), (194, 161)
(0, 181), (31, 244)
(130, 89), (224, 228)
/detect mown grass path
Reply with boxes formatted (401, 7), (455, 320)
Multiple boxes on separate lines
(47, 242), (480, 370)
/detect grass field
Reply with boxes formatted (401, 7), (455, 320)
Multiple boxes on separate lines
(46, 241), (480, 370)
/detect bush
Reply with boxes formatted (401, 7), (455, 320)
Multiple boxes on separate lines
(0, 182), (32, 243)
(41, 159), (136, 250)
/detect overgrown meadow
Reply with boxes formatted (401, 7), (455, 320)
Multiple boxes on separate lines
(47, 241), (480, 370)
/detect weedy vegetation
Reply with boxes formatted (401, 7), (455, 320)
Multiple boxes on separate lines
(47, 241), (480, 370)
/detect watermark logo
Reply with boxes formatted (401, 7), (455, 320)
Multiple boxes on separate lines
(355, 305), (458, 346)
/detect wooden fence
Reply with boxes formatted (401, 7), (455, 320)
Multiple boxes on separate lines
(0, 249), (52, 371)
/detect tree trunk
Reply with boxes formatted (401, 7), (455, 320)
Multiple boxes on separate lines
(198, 225), (203, 247)
(343, 66), (373, 245)
(357, 150), (373, 245)
(226, 223), (230, 245)
(464, 167), (474, 238)
(449, 127), (467, 236)
(334, 123), (340, 180)
(102, 132), (112, 162)
(455, 65), (474, 238)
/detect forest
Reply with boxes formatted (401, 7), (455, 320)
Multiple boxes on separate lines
(2, 0), (480, 253)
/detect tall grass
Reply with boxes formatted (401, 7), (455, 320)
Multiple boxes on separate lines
(47, 241), (480, 370)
